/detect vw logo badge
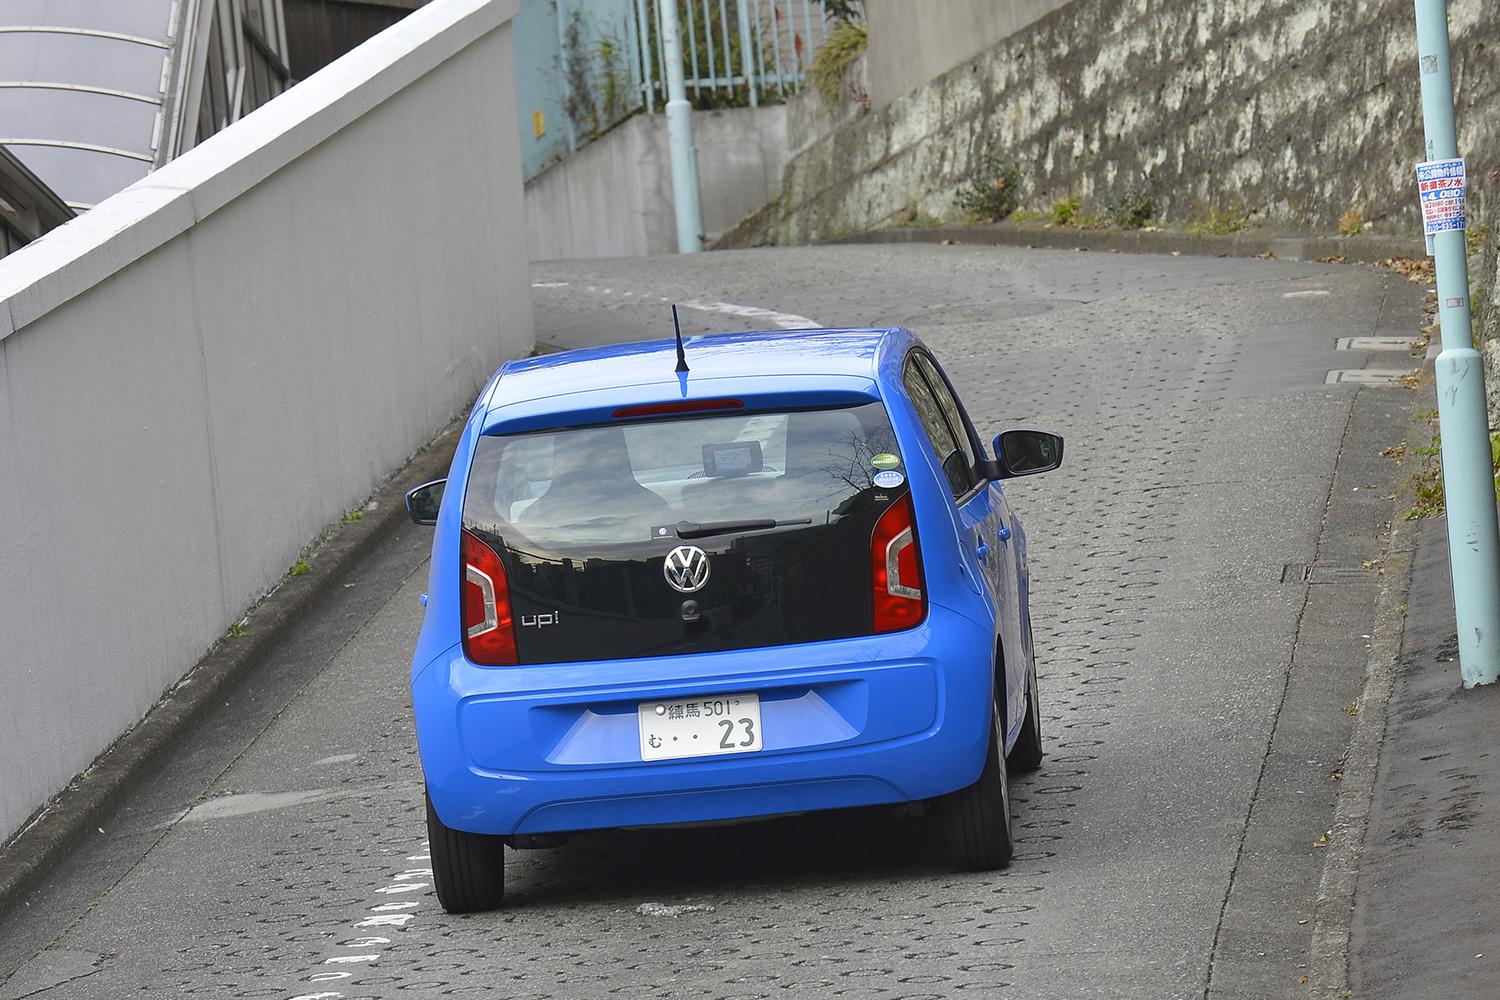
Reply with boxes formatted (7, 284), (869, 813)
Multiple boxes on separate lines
(663, 545), (711, 593)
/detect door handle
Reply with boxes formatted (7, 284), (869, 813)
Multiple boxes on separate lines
(997, 524), (1012, 542)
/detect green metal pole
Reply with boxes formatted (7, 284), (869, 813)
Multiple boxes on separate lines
(1413, 0), (1500, 687)
(661, 0), (705, 253)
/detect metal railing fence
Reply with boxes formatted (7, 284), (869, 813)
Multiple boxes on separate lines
(631, 0), (833, 112)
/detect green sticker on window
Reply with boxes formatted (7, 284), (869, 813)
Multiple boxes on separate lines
(871, 453), (901, 470)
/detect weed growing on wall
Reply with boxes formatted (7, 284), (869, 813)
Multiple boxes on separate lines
(562, 13), (598, 138)
(957, 154), (1021, 223)
(821, 0), (863, 24)
(1051, 196), (1082, 226)
(1339, 208), (1366, 237)
(561, 14), (635, 141)
(811, 19), (868, 106)
(1107, 187), (1156, 229)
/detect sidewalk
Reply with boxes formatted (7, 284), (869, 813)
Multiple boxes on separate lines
(827, 219), (1424, 265)
(1351, 512), (1500, 997)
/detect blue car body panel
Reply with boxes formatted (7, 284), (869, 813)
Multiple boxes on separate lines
(411, 328), (1037, 836)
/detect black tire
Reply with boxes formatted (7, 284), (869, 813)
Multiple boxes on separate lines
(1008, 643), (1044, 773)
(943, 695), (1015, 871)
(426, 791), (506, 913)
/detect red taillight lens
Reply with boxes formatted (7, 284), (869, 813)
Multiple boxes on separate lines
(871, 494), (925, 632)
(461, 529), (517, 665)
(612, 398), (744, 419)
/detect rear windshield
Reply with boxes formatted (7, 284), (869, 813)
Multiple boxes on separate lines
(461, 402), (908, 663)
(464, 403), (902, 551)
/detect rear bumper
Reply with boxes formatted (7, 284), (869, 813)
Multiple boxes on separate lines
(413, 609), (994, 836)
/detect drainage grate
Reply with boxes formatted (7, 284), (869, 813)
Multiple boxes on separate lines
(1324, 369), (1415, 386)
(1334, 336), (1421, 351)
(1282, 563), (1376, 584)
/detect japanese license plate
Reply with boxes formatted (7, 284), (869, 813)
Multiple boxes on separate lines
(638, 693), (763, 762)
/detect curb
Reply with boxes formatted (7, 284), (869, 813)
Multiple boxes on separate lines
(1306, 393), (1430, 996)
(0, 420), (462, 921)
(830, 223), (1425, 264)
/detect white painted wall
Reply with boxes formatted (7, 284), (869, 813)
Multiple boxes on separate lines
(864, 0), (1075, 108)
(525, 104), (788, 259)
(0, 0), (531, 844)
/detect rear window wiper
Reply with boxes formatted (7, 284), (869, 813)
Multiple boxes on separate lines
(675, 517), (812, 539)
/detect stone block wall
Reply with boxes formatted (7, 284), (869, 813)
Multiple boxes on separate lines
(741, 0), (1500, 246)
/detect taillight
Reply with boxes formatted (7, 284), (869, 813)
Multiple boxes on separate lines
(461, 529), (517, 665)
(612, 398), (745, 419)
(871, 494), (925, 632)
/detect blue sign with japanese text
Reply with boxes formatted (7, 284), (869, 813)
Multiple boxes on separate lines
(1416, 158), (1467, 234)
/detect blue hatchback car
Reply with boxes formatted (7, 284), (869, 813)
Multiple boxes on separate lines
(405, 326), (1063, 912)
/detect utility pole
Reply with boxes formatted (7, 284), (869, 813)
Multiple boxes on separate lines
(1412, 0), (1500, 687)
(660, 0), (704, 253)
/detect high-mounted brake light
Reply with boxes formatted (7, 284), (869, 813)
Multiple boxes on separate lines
(462, 529), (517, 665)
(871, 494), (925, 632)
(612, 398), (744, 419)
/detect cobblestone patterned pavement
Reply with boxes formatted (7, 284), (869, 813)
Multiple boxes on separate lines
(0, 245), (1420, 1000)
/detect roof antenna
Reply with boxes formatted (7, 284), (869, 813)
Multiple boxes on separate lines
(672, 304), (690, 373)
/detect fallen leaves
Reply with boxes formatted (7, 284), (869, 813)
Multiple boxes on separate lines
(1378, 256), (1436, 284)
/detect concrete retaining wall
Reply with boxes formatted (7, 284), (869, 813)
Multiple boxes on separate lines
(525, 104), (788, 259)
(0, 0), (532, 844)
(741, 0), (1500, 246)
(863, 0), (1072, 109)
(1473, 209), (1500, 426)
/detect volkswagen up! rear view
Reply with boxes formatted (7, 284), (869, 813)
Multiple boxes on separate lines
(405, 328), (1062, 912)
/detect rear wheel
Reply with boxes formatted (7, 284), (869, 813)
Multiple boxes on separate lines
(426, 791), (506, 913)
(1008, 643), (1044, 773)
(943, 694), (1015, 871)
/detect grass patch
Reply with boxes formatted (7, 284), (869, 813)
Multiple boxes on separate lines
(1339, 208), (1366, 237)
(1050, 196), (1083, 226)
(1403, 431), (1500, 520)
(341, 510), (364, 524)
(1187, 209), (1253, 235)
(290, 558), (311, 577)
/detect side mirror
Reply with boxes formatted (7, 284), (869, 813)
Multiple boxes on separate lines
(989, 429), (1063, 479)
(405, 479), (446, 525)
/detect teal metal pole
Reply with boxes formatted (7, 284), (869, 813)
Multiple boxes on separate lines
(634, 0), (655, 112)
(555, 0), (577, 154)
(737, 0), (758, 107)
(1413, 0), (1500, 687)
(661, 0), (705, 253)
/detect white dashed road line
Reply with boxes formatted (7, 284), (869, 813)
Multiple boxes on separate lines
(679, 299), (822, 329)
(286, 842), (432, 999)
(530, 281), (824, 330)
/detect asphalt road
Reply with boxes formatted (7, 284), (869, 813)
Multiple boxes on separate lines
(0, 243), (1422, 999)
